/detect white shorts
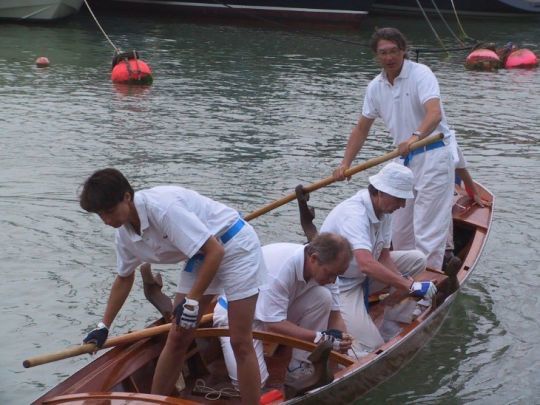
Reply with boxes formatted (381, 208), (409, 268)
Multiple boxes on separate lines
(176, 222), (267, 301)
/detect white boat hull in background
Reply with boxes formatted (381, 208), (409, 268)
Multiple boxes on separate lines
(0, 0), (84, 21)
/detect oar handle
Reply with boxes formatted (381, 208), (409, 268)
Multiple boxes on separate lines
(244, 133), (444, 221)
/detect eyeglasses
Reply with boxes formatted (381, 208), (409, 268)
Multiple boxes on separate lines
(376, 47), (402, 57)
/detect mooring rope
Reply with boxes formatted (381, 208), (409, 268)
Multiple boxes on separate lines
(415, 0), (447, 51)
(428, 0), (464, 46)
(83, 0), (122, 53)
(450, 0), (475, 41)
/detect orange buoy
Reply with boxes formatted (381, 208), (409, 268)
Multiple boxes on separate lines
(505, 48), (538, 69)
(465, 49), (500, 71)
(111, 59), (153, 85)
(35, 57), (50, 68)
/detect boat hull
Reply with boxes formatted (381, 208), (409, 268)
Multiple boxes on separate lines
(86, 0), (372, 23)
(371, 0), (540, 16)
(0, 0), (84, 21)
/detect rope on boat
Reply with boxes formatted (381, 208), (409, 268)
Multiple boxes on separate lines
(193, 378), (241, 400)
(83, 0), (122, 53)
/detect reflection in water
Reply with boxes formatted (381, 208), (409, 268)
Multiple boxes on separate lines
(1, 12), (539, 405)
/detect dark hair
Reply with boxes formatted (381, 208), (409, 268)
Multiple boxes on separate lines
(368, 184), (379, 195)
(79, 168), (134, 213)
(305, 232), (352, 265)
(370, 27), (409, 57)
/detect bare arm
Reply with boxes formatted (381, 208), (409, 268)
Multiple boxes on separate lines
(102, 272), (135, 328)
(334, 116), (375, 180)
(398, 98), (443, 156)
(456, 167), (486, 207)
(187, 236), (224, 301)
(328, 310), (347, 332)
(355, 249), (411, 292)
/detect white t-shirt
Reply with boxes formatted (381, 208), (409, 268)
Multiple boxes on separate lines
(362, 59), (453, 145)
(115, 186), (239, 277)
(255, 243), (340, 323)
(320, 189), (391, 292)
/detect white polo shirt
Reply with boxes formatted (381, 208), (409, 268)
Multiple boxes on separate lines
(255, 243), (340, 323)
(320, 189), (391, 292)
(362, 59), (453, 145)
(115, 186), (239, 277)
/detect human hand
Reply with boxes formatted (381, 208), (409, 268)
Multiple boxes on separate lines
(333, 163), (351, 181)
(314, 329), (344, 351)
(83, 322), (109, 349)
(173, 298), (199, 329)
(337, 332), (353, 353)
(398, 135), (418, 158)
(409, 281), (437, 299)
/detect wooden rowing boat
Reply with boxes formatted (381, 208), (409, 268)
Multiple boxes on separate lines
(30, 181), (493, 404)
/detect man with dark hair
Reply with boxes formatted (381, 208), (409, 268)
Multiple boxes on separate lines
(79, 168), (266, 404)
(323, 163), (435, 353)
(334, 27), (455, 271)
(214, 232), (353, 386)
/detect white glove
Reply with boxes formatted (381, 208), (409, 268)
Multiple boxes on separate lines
(410, 281), (437, 299)
(314, 330), (341, 351)
(173, 298), (199, 329)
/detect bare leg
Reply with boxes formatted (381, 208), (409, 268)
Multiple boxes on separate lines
(227, 294), (261, 405)
(151, 293), (213, 395)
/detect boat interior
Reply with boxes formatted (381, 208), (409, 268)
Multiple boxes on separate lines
(35, 183), (493, 405)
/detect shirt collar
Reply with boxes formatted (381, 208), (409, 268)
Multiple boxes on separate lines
(360, 189), (380, 224)
(379, 58), (411, 84)
(294, 246), (307, 283)
(122, 192), (150, 240)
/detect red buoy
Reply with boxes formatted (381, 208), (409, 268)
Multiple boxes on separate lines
(111, 59), (153, 85)
(35, 56), (50, 68)
(465, 49), (500, 71)
(505, 48), (538, 69)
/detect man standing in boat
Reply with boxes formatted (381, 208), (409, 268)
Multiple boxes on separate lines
(321, 162), (436, 353)
(79, 168), (266, 404)
(334, 27), (455, 271)
(214, 232), (354, 386)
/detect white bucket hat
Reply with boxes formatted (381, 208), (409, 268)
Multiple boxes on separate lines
(369, 162), (414, 199)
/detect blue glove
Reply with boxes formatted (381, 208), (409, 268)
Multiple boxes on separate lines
(410, 281), (437, 299)
(173, 298), (199, 329)
(83, 322), (109, 348)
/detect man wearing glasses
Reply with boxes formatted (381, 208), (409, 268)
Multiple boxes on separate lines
(333, 27), (455, 272)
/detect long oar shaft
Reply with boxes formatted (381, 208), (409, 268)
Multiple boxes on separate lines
(244, 133), (443, 221)
(23, 313), (213, 368)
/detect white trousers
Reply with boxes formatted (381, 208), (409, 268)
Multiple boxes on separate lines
(340, 250), (426, 354)
(392, 146), (454, 270)
(214, 285), (333, 386)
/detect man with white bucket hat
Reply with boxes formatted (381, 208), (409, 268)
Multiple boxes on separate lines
(321, 162), (436, 353)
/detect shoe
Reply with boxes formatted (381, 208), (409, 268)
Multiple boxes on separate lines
(284, 362), (314, 385)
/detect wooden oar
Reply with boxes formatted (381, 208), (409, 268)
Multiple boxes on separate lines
(23, 313), (212, 368)
(24, 133), (443, 369)
(244, 133), (443, 221)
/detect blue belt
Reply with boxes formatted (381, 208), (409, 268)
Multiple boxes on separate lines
(218, 296), (228, 310)
(403, 140), (445, 166)
(184, 218), (245, 273)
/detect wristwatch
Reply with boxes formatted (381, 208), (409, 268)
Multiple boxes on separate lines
(412, 130), (422, 139)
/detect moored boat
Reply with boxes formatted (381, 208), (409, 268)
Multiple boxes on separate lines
(371, 0), (540, 17)
(30, 180), (494, 404)
(0, 0), (84, 21)
(85, 0), (373, 24)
